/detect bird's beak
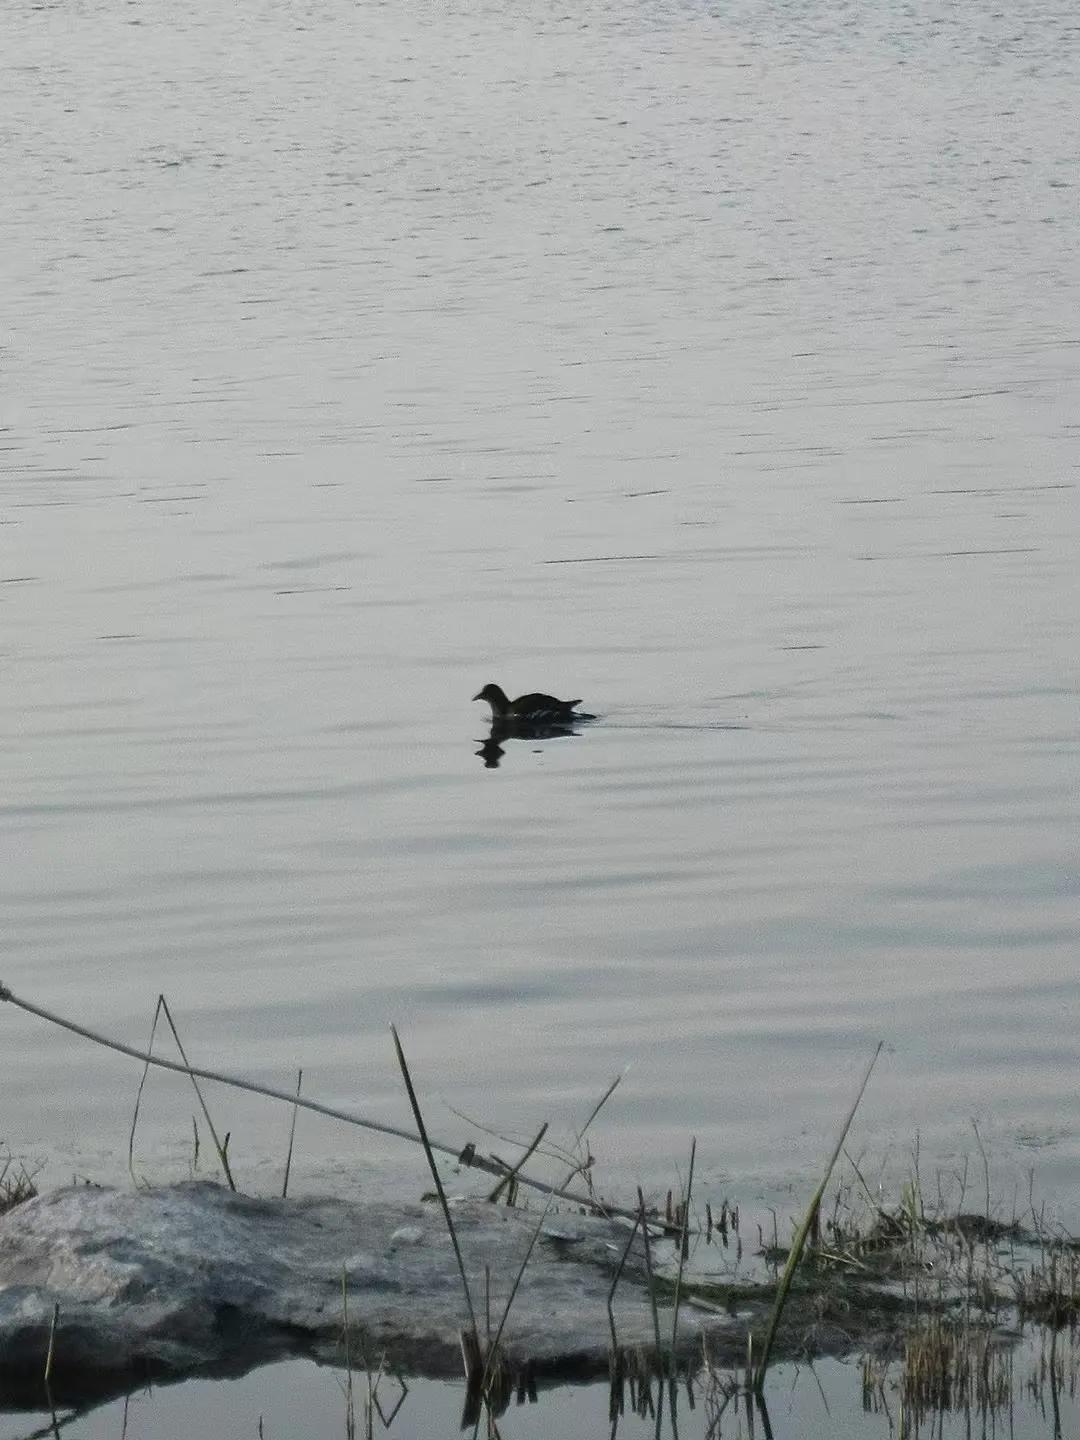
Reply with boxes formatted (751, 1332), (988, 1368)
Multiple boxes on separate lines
(472, 691), (483, 702)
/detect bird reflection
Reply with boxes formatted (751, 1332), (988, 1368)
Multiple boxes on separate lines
(475, 716), (584, 769)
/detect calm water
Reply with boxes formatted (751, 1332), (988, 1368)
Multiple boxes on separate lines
(4, 1352), (1078, 1440)
(1, 0), (1078, 1223)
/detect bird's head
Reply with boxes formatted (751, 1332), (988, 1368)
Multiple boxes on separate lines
(472, 683), (510, 716)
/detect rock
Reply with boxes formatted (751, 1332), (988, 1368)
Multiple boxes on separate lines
(0, 1181), (729, 1407)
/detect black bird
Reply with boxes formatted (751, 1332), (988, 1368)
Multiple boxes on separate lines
(472, 682), (591, 725)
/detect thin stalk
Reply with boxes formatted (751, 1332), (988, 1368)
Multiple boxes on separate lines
(341, 1269), (355, 1440)
(481, 1188), (559, 1395)
(574, 1071), (625, 1146)
(442, 1101), (580, 1171)
(670, 1138), (696, 1362)
(128, 999), (165, 1188)
(281, 1068), (303, 1199)
(390, 1025), (479, 1346)
(607, 1212), (642, 1353)
(637, 1188), (664, 1364)
(752, 1042), (883, 1395)
(487, 1123), (547, 1204)
(158, 995), (236, 1191)
(971, 1118), (991, 1227)
(44, 1302), (59, 1386)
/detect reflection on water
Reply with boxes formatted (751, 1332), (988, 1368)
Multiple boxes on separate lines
(476, 716), (596, 770)
(1, 0), (1079, 1228)
(476, 723), (581, 771)
(4, 1344), (1078, 1440)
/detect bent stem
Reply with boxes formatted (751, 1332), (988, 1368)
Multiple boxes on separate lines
(0, 982), (646, 1225)
(128, 994), (236, 1192)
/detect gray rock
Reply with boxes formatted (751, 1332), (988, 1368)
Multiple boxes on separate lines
(0, 1181), (732, 1406)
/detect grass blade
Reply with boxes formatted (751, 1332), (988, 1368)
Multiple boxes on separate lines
(281, 1068), (303, 1199)
(752, 1042), (883, 1394)
(637, 1188), (664, 1364)
(670, 1137), (696, 1362)
(390, 1025), (479, 1349)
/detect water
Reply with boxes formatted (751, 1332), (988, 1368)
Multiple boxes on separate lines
(4, 1350), (1078, 1440)
(2, 0), (1078, 1229)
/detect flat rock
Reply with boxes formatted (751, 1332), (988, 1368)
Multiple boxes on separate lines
(0, 1181), (735, 1405)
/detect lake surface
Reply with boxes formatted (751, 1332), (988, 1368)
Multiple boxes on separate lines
(2, 0), (1078, 1227)
(4, 1353), (1077, 1440)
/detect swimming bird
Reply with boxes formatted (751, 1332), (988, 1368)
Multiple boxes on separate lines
(472, 682), (589, 725)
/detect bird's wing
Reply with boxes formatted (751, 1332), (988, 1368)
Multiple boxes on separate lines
(512, 692), (580, 715)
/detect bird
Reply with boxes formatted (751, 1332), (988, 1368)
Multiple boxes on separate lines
(472, 682), (591, 726)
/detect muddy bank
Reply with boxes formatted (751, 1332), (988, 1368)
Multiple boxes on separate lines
(0, 1179), (929, 1408)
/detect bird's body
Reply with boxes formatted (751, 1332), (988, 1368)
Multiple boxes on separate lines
(473, 682), (590, 725)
